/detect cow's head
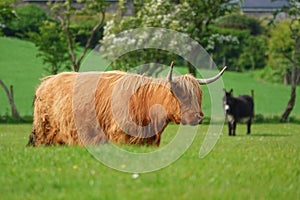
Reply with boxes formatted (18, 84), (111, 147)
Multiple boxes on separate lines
(167, 62), (226, 125)
(223, 89), (234, 113)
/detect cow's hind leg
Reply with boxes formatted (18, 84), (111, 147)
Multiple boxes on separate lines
(247, 119), (251, 134)
(228, 122), (232, 136)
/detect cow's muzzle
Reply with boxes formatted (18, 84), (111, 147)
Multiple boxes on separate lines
(181, 112), (204, 125)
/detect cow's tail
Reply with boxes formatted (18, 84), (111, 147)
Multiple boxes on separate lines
(250, 89), (255, 118)
(27, 130), (36, 147)
(32, 94), (36, 107)
(27, 95), (37, 147)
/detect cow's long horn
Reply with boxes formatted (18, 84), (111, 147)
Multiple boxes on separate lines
(167, 61), (174, 82)
(197, 66), (227, 84)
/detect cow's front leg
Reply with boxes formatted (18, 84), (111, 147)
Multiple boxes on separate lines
(247, 119), (251, 134)
(232, 121), (237, 136)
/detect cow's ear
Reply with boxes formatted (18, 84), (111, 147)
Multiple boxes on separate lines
(167, 61), (174, 82)
(230, 89), (233, 95)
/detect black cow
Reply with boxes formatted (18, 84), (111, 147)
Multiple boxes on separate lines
(223, 89), (254, 136)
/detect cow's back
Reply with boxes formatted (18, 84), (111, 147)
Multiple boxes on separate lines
(235, 95), (254, 118)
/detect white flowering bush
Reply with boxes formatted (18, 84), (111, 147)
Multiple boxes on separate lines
(206, 34), (239, 51)
(101, 0), (184, 72)
(100, 0), (237, 73)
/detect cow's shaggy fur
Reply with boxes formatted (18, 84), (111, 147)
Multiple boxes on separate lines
(28, 71), (203, 146)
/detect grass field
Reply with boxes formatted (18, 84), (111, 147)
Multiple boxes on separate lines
(0, 37), (300, 119)
(1, 123), (300, 199)
(1, 36), (300, 199)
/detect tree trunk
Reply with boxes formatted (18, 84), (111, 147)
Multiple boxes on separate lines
(187, 62), (196, 77)
(154, 66), (165, 77)
(280, 86), (296, 122)
(51, 66), (59, 75)
(0, 80), (22, 120)
(147, 62), (161, 76)
(280, 34), (299, 122)
(10, 85), (14, 117)
(138, 63), (150, 74)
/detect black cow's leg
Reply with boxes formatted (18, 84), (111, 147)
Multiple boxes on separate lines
(232, 121), (236, 136)
(228, 122), (232, 136)
(247, 119), (251, 134)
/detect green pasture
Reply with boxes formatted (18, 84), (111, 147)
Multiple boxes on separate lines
(0, 37), (300, 120)
(1, 37), (300, 199)
(0, 37), (44, 116)
(1, 123), (300, 199)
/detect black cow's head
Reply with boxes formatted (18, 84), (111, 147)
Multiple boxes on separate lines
(223, 89), (234, 114)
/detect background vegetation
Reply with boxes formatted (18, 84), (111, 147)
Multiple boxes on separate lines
(2, 4), (50, 38)
(1, 0), (298, 83)
(0, 37), (299, 120)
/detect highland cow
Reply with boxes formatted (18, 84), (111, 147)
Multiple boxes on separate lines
(28, 65), (226, 146)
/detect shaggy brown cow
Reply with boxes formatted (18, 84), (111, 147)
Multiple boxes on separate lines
(28, 65), (226, 146)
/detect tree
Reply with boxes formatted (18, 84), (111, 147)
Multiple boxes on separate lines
(215, 13), (264, 35)
(206, 33), (239, 69)
(238, 35), (267, 70)
(0, 80), (22, 120)
(210, 13), (267, 71)
(168, 0), (239, 75)
(271, 0), (300, 122)
(173, 0), (238, 42)
(101, 0), (238, 75)
(29, 21), (71, 75)
(266, 20), (294, 83)
(101, 0), (180, 74)
(4, 4), (49, 38)
(47, 0), (108, 72)
(0, 0), (17, 35)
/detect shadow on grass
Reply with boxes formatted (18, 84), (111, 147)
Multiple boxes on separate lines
(229, 133), (292, 137)
(253, 114), (300, 124)
(0, 116), (33, 124)
(250, 133), (292, 137)
(201, 115), (300, 125)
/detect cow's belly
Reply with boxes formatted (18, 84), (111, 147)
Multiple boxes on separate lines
(226, 115), (250, 123)
(239, 117), (251, 123)
(226, 114), (234, 123)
